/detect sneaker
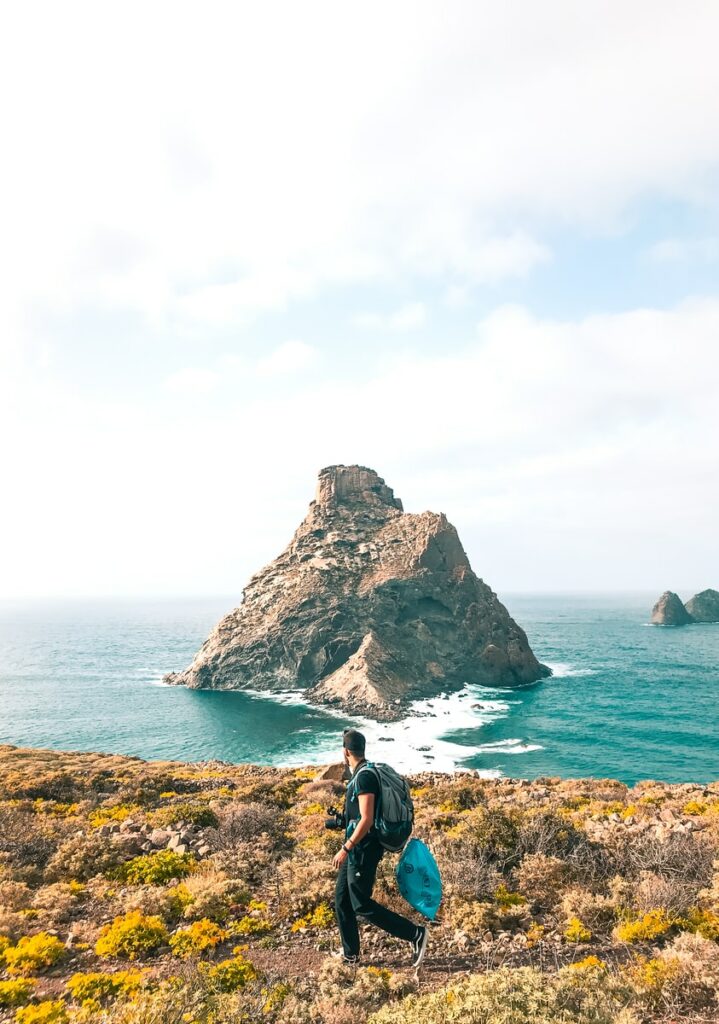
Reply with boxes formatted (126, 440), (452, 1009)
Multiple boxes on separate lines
(330, 949), (360, 965)
(411, 925), (429, 968)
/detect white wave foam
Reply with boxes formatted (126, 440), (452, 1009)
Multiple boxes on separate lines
(545, 662), (597, 678)
(151, 677), (537, 775)
(475, 739), (544, 754)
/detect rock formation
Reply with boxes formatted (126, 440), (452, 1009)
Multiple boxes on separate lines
(684, 589), (719, 623)
(650, 591), (694, 626)
(163, 465), (550, 720)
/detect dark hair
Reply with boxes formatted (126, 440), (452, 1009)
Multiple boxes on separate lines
(342, 728), (366, 755)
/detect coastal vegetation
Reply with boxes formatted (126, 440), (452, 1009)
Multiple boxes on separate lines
(1, 744), (719, 1022)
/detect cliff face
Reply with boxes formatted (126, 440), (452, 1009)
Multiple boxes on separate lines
(684, 589), (719, 623)
(650, 591), (694, 626)
(163, 465), (550, 719)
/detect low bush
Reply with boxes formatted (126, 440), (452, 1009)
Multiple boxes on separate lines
(169, 918), (228, 957)
(111, 849), (195, 885)
(0, 978), (36, 1008)
(4, 932), (66, 975)
(564, 917), (592, 943)
(614, 909), (675, 944)
(290, 902), (334, 932)
(202, 951), (259, 992)
(66, 969), (146, 1006)
(95, 910), (169, 960)
(149, 801), (218, 829)
(367, 965), (633, 1024)
(15, 1001), (68, 1024)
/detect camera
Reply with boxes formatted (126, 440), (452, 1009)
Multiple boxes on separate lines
(324, 805), (346, 831)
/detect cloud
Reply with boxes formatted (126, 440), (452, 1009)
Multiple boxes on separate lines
(353, 303), (427, 331)
(163, 367), (220, 394)
(256, 341), (318, 376)
(2, 297), (717, 596)
(1, 2), (718, 332)
(646, 237), (719, 264)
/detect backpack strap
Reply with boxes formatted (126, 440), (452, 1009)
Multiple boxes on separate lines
(347, 762), (382, 825)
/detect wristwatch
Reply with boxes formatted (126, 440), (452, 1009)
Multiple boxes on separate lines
(343, 841), (353, 852)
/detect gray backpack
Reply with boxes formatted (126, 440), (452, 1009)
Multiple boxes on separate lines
(350, 761), (414, 852)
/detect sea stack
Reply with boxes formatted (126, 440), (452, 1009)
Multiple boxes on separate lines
(650, 591), (694, 626)
(163, 464), (550, 720)
(684, 589), (719, 623)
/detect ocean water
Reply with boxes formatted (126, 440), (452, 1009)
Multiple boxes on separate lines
(0, 594), (717, 785)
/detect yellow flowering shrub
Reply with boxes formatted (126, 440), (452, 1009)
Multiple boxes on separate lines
(291, 902), (335, 931)
(4, 933), (66, 975)
(95, 911), (169, 960)
(299, 802), (325, 816)
(232, 915), (272, 935)
(66, 970), (146, 1006)
(625, 954), (682, 1008)
(88, 804), (140, 828)
(0, 978), (36, 1008)
(564, 917), (592, 943)
(680, 907), (719, 940)
(262, 980), (292, 1013)
(202, 951), (259, 992)
(15, 1001), (68, 1024)
(569, 955), (606, 970)
(169, 918), (228, 957)
(615, 909), (674, 943)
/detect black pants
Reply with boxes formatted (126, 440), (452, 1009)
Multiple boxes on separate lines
(335, 837), (418, 957)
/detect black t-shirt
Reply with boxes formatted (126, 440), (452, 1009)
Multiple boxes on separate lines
(344, 763), (380, 842)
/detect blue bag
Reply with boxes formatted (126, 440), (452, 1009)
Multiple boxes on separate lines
(395, 837), (442, 920)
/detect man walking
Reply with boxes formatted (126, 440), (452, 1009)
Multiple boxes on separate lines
(332, 728), (429, 967)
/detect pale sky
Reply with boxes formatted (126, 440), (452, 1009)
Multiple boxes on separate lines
(1, 1), (718, 599)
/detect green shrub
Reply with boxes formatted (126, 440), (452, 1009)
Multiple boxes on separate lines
(95, 910), (168, 960)
(150, 802), (218, 828)
(111, 850), (195, 885)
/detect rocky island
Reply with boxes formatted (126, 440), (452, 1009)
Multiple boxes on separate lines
(685, 588), (719, 622)
(651, 588), (719, 625)
(163, 465), (549, 719)
(650, 591), (695, 626)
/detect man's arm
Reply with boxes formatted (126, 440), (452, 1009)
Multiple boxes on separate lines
(348, 791), (375, 847)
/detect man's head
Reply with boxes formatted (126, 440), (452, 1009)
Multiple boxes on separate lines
(342, 727), (366, 764)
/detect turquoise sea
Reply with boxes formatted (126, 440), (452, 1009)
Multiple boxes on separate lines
(0, 594), (717, 785)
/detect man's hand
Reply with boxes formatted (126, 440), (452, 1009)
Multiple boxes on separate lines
(332, 846), (349, 870)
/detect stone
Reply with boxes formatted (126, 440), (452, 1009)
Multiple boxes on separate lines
(684, 588), (719, 622)
(163, 465), (550, 720)
(149, 829), (170, 847)
(316, 762), (349, 782)
(650, 591), (694, 626)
